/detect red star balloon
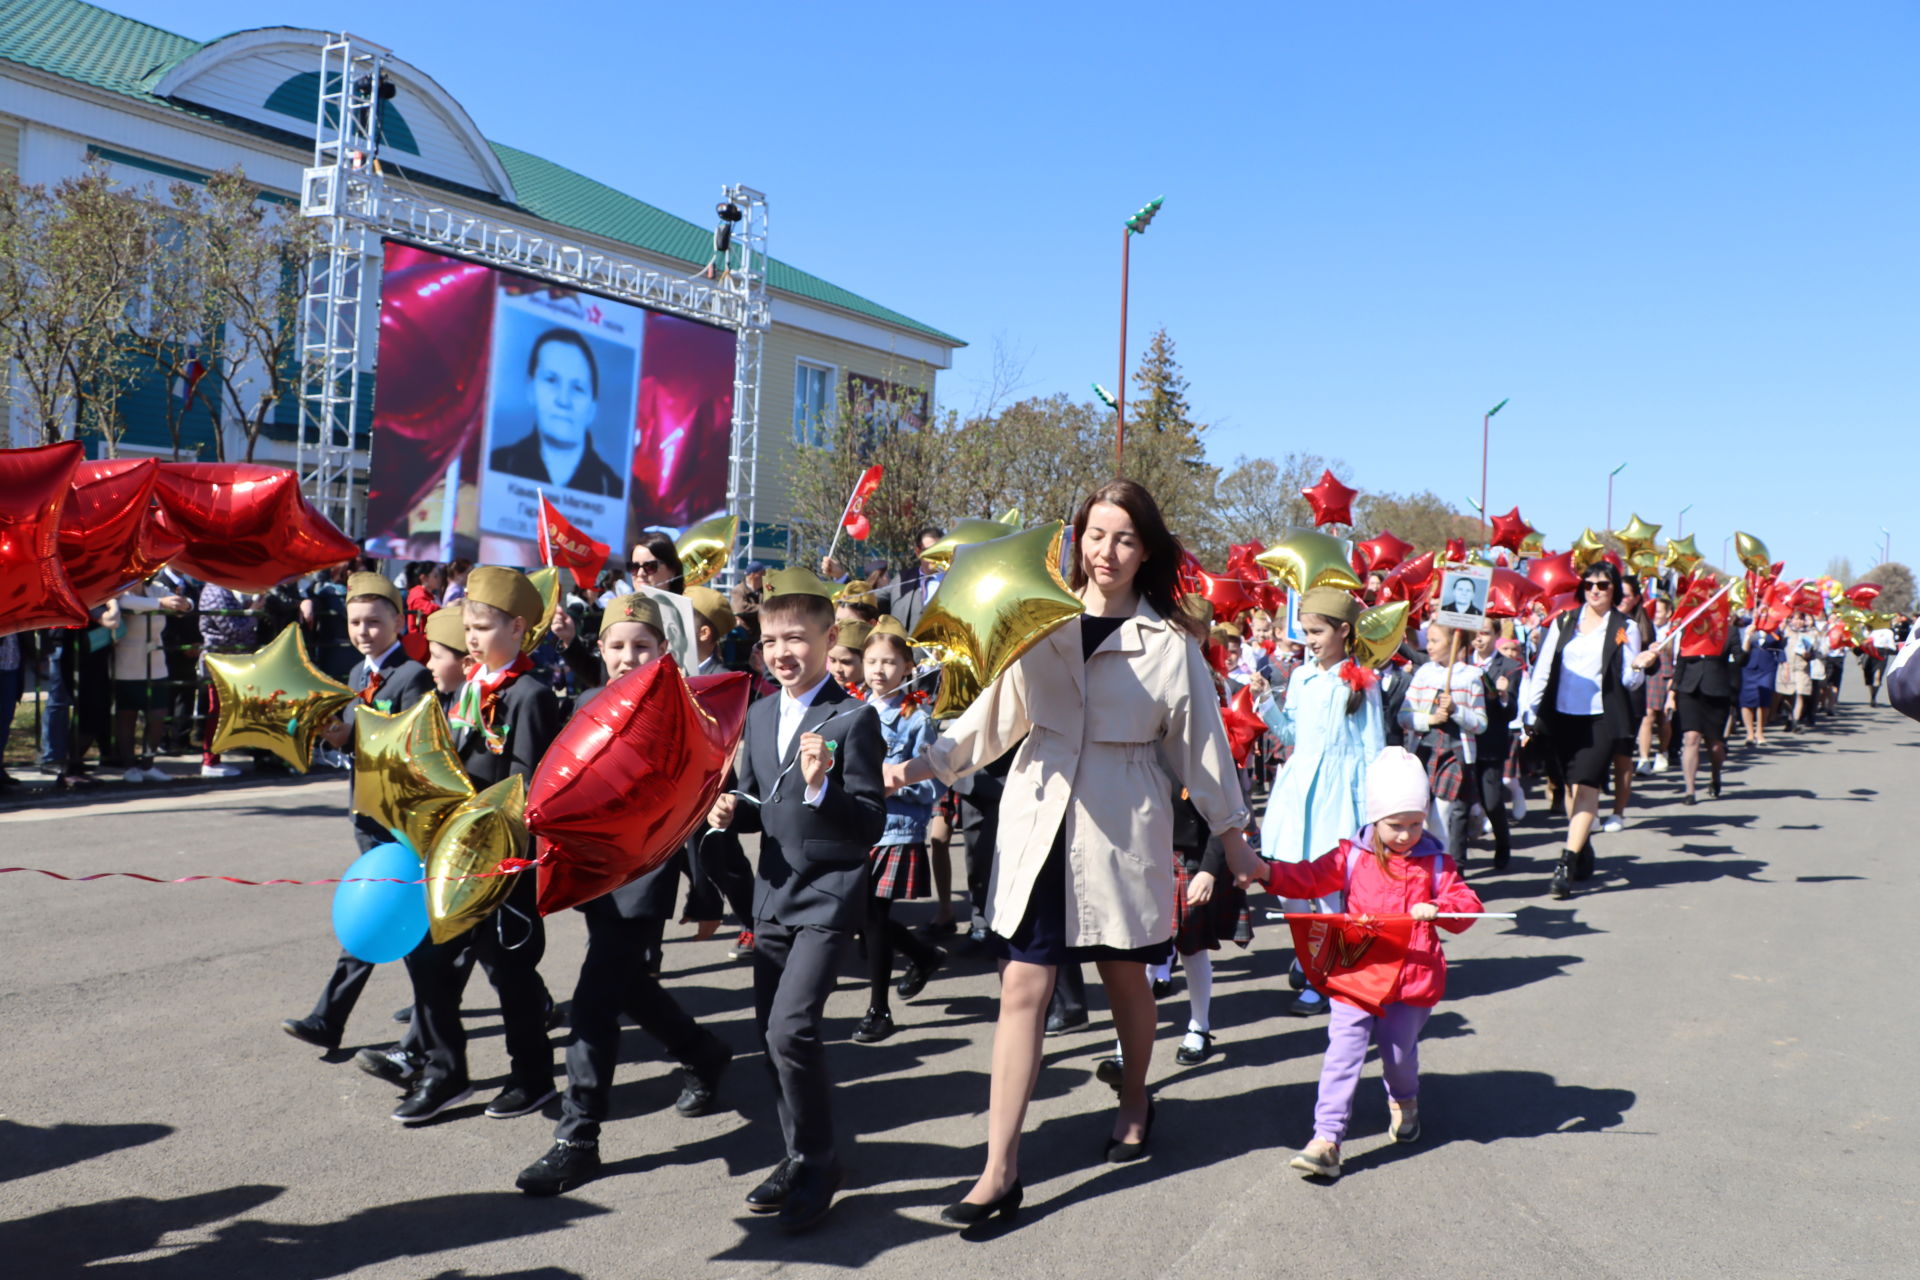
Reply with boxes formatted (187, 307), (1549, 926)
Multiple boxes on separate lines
(1525, 551), (1581, 598)
(58, 459), (186, 609)
(527, 660), (750, 915)
(1846, 583), (1882, 607)
(1489, 507), (1536, 553)
(154, 463), (357, 593)
(1175, 548), (1208, 600)
(0, 442), (89, 635)
(1198, 567), (1256, 624)
(1301, 469), (1358, 527)
(1380, 551), (1437, 604)
(1223, 685), (1266, 767)
(1444, 538), (1467, 564)
(1354, 530), (1415, 576)
(1485, 568), (1543, 619)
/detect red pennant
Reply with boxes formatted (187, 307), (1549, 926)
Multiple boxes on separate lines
(1288, 911), (1416, 1019)
(840, 464), (884, 540)
(1677, 575), (1731, 657)
(0, 442), (89, 634)
(527, 660), (750, 915)
(538, 494), (611, 591)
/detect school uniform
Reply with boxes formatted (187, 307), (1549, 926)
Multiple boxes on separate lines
(728, 675), (886, 1187)
(293, 643), (434, 1048)
(404, 659), (560, 1101)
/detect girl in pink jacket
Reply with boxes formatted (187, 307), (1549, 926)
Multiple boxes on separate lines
(1261, 747), (1482, 1179)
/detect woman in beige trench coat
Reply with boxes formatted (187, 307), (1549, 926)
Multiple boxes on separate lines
(888, 479), (1264, 1223)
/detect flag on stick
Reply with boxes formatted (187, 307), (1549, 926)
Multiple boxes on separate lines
(538, 493), (610, 591)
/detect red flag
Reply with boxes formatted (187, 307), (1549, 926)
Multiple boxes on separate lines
(1678, 574), (1731, 657)
(840, 465), (884, 542)
(1287, 912), (1416, 1018)
(538, 495), (610, 591)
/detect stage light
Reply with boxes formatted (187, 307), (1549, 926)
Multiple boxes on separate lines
(353, 74), (398, 101)
(716, 202), (744, 222)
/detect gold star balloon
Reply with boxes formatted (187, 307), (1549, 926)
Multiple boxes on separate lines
(1629, 549), (1660, 577)
(1662, 533), (1702, 576)
(995, 507), (1024, 527)
(675, 513), (737, 588)
(1734, 531), (1772, 575)
(353, 696), (476, 857)
(913, 521), (1085, 720)
(203, 626), (355, 772)
(920, 518), (1019, 573)
(1466, 549), (1498, 569)
(520, 565), (564, 654)
(1612, 514), (1662, 559)
(1570, 527), (1609, 572)
(1352, 600), (1411, 669)
(1255, 529), (1364, 593)
(1520, 530), (1546, 555)
(425, 775), (529, 944)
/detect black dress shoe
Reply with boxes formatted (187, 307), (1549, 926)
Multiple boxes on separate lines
(485, 1082), (558, 1119)
(940, 1179), (1023, 1226)
(356, 1045), (425, 1087)
(675, 1039), (733, 1117)
(1174, 1031), (1214, 1066)
(1684, 793), (1697, 806)
(777, 1162), (844, 1234)
(1710, 779), (1722, 798)
(1550, 860), (1572, 900)
(516, 1140), (601, 1196)
(1105, 1099), (1156, 1163)
(1490, 849), (1511, 872)
(852, 1007), (895, 1044)
(1287, 961), (1308, 992)
(1043, 1009), (1089, 1037)
(745, 1158), (797, 1213)
(1150, 978), (1174, 1000)
(1094, 1055), (1124, 1094)
(280, 1017), (339, 1050)
(391, 1006), (413, 1023)
(895, 950), (946, 1000)
(392, 1076), (473, 1124)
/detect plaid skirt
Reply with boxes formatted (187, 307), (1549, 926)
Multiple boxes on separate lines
(933, 787), (960, 826)
(1428, 746), (1468, 804)
(870, 841), (930, 900)
(1172, 857), (1253, 955)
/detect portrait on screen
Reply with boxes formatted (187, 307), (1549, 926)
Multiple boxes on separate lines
(488, 328), (624, 495)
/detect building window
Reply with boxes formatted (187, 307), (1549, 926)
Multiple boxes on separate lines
(793, 360), (833, 447)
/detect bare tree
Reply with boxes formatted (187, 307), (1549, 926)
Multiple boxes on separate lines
(1213, 451), (1351, 546)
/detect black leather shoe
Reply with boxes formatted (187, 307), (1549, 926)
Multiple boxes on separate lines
(1684, 793), (1698, 806)
(940, 1179), (1023, 1226)
(356, 1045), (425, 1087)
(1043, 1009), (1089, 1037)
(516, 1140), (601, 1196)
(485, 1082), (558, 1119)
(1572, 844), (1595, 882)
(1094, 1055), (1124, 1094)
(1105, 1099), (1156, 1164)
(675, 1039), (732, 1117)
(895, 950), (946, 1000)
(1174, 1032), (1214, 1066)
(777, 1162), (844, 1234)
(852, 1008), (895, 1044)
(391, 1005), (413, 1023)
(392, 1076), (473, 1124)
(1491, 849), (1511, 872)
(1710, 779), (1722, 799)
(1150, 978), (1174, 1000)
(745, 1158), (797, 1213)
(1550, 860), (1572, 900)
(280, 1017), (338, 1050)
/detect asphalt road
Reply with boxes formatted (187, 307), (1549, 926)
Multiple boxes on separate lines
(2, 687), (1913, 1279)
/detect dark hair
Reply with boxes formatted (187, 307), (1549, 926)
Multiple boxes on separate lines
(1582, 559), (1622, 605)
(527, 328), (600, 398)
(633, 531), (685, 593)
(839, 598), (879, 623)
(864, 629), (914, 664)
(1068, 479), (1203, 639)
(915, 525), (946, 547)
(759, 592), (835, 632)
(448, 558), (473, 579)
(1300, 610), (1366, 715)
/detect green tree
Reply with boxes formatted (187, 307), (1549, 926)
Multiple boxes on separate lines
(1121, 327), (1220, 558)
(1212, 451), (1351, 548)
(1352, 490), (1483, 553)
(1857, 562), (1917, 613)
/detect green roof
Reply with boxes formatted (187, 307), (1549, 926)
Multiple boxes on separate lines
(0, 0), (962, 346)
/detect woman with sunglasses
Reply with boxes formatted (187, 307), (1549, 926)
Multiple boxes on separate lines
(1518, 561), (1650, 899)
(627, 533), (686, 595)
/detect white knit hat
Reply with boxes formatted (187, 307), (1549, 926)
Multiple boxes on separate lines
(1365, 746), (1431, 823)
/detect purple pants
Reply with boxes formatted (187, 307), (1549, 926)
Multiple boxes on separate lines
(1313, 999), (1431, 1144)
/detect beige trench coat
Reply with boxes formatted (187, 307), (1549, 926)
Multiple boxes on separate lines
(925, 603), (1251, 950)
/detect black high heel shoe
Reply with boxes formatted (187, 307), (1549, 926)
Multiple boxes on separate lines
(1105, 1099), (1156, 1163)
(940, 1179), (1023, 1226)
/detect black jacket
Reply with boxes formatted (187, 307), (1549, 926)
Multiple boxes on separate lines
(458, 668), (562, 791)
(730, 680), (887, 930)
(488, 428), (623, 497)
(1473, 652), (1524, 759)
(1674, 627), (1743, 700)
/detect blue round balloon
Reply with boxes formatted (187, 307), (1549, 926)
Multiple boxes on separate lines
(332, 841), (429, 964)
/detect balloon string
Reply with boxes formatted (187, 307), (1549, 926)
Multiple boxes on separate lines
(0, 856), (550, 888)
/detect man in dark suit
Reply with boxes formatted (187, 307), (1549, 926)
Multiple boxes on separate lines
(879, 527), (947, 634)
(487, 328), (623, 496)
(706, 568), (886, 1233)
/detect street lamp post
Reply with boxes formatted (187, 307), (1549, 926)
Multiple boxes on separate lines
(1678, 503), (1693, 537)
(1116, 196), (1163, 472)
(1606, 461), (1628, 531)
(1480, 398), (1508, 540)
(1883, 526), (1893, 566)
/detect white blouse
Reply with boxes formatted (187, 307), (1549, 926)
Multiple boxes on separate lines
(1520, 612), (1645, 724)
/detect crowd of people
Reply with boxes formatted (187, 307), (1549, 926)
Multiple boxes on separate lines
(10, 479), (1912, 1231)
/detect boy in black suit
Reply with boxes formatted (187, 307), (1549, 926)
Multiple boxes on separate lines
(394, 567), (560, 1125)
(281, 572), (434, 1051)
(516, 594), (733, 1196)
(706, 568), (886, 1233)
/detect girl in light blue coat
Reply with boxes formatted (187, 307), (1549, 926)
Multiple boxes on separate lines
(1253, 587), (1385, 1013)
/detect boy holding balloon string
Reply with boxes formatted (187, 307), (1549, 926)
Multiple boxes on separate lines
(394, 567), (561, 1127)
(280, 572), (434, 1054)
(516, 593), (733, 1197)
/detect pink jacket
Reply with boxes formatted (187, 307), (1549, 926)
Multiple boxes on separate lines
(1264, 827), (1482, 1007)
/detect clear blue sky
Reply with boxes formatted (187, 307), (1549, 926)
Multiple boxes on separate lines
(111, 0), (1917, 575)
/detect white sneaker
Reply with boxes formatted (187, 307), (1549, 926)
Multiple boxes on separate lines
(123, 768), (147, 783)
(141, 767), (174, 782)
(1650, 756), (1669, 773)
(1633, 758), (1653, 776)
(201, 762), (242, 778)
(1601, 814), (1625, 834)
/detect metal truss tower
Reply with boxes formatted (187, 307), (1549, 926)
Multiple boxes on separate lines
(296, 34), (769, 560)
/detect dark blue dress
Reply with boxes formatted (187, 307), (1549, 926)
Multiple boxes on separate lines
(1739, 634), (1784, 709)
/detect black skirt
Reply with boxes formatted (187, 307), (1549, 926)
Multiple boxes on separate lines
(1674, 690), (1730, 743)
(991, 826), (1170, 967)
(1547, 712), (1613, 789)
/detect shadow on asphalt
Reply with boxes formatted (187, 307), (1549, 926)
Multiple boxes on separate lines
(0, 1117), (172, 1183)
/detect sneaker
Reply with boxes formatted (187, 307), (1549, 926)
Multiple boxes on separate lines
(280, 1016), (338, 1050)
(675, 1039), (733, 1117)
(485, 1082), (558, 1119)
(140, 766), (173, 782)
(967, 919), (989, 944)
(1650, 756), (1669, 774)
(729, 930), (756, 959)
(852, 1007), (895, 1044)
(122, 767), (147, 783)
(1388, 1099), (1421, 1143)
(392, 1076), (473, 1124)
(1601, 814), (1625, 834)
(1289, 1139), (1341, 1179)
(516, 1140), (601, 1196)
(895, 950), (946, 1000)
(200, 762), (241, 778)
(1287, 991), (1326, 1017)
(356, 1045), (425, 1087)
